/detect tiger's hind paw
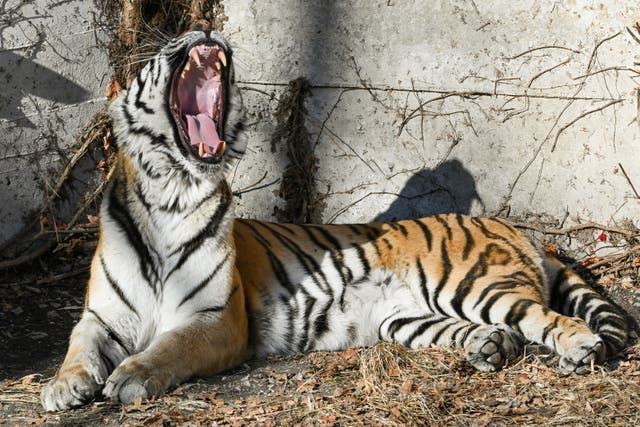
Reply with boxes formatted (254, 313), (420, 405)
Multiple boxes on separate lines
(465, 324), (524, 372)
(558, 334), (605, 374)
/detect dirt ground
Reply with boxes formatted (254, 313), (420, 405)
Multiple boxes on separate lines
(1, 245), (640, 426)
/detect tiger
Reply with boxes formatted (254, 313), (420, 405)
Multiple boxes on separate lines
(41, 27), (628, 411)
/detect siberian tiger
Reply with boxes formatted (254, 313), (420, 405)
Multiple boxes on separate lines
(41, 28), (628, 411)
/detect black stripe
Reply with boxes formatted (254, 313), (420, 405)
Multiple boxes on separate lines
(470, 217), (545, 287)
(238, 220), (295, 294)
(396, 222), (409, 238)
(134, 74), (154, 114)
(405, 317), (448, 348)
(431, 321), (454, 345)
(347, 225), (363, 236)
(100, 255), (139, 316)
(450, 323), (470, 346)
(308, 225), (354, 282)
(271, 223), (297, 236)
(86, 308), (130, 355)
(541, 316), (560, 344)
(461, 323), (481, 347)
(178, 252), (231, 308)
(387, 316), (428, 338)
(255, 222), (333, 295)
(473, 278), (537, 309)
(352, 243), (371, 276)
(196, 285), (239, 314)
(133, 182), (153, 215)
(413, 219), (433, 251)
(107, 187), (158, 293)
(299, 226), (349, 291)
(432, 239), (451, 314)
(416, 257), (433, 311)
(480, 291), (518, 323)
(378, 310), (400, 340)
(166, 185), (231, 280)
(450, 243), (506, 319)
(504, 299), (537, 329)
(298, 288), (315, 351)
(434, 215), (452, 240)
(455, 214), (474, 260)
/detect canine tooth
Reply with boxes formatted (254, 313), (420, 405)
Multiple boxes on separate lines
(184, 62), (191, 72)
(180, 70), (187, 79)
(191, 50), (202, 67)
(215, 61), (221, 71)
(217, 50), (227, 67)
(198, 143), (205, 157)
(219, 140), (226, 155)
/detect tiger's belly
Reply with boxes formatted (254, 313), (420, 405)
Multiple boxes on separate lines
(248, 269), (423, 356)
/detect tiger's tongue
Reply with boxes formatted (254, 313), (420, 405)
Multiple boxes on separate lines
(178, 59), (223, 156)
(185, 113), (222, 155)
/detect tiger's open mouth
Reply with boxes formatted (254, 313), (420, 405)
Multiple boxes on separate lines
(170, 42), (228, 162)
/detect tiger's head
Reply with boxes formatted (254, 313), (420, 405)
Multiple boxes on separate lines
(111, 30), (245, 184)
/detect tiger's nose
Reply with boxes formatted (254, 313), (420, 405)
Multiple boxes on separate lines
(192, 20), (212, 32)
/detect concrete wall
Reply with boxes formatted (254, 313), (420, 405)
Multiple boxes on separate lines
(226, 0), (639, 256)
(0, 0), (109, 245)
(1, 0), (638, 257)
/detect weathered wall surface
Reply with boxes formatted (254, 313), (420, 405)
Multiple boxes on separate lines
(226, 0), (639, 256)
(1, 0), (638, 257)
(0, 0), (109, 245)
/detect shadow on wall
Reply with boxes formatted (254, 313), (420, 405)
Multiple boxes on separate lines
(375, 159), (484, 222)
(0, 51), (89, 126)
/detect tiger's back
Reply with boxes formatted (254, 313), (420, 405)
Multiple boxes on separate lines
(234, 215), (627, 366)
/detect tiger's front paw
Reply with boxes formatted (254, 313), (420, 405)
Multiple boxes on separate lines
(558, 334), (605, 374)
(41, 359), (106, 411)
(465, 324), (524, 372)
(103, 357), (168, 404)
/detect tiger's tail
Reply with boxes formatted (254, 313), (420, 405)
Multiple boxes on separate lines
(545, 254), (629, 358)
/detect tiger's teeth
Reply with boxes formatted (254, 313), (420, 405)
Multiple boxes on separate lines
(215, 61), (221, 71)
(219, 140), (226, 155)
(191, 50), (202, 68)
(217, 50), (227, 67)
(180, 70), (187, 79)
(184, 62), (191, 72)
(198, 143), (205, 157)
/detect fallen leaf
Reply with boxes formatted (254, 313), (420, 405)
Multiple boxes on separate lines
(399, 379), (413, 393)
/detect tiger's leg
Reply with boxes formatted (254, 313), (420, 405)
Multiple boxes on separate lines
(102, 279), (248, 404)
(40, 310), (129, 411)
(379, 312), (524, 371)
(496, 298), (605, 373)
(546, 257), (628, 359)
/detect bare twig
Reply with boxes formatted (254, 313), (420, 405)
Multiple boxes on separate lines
(551, 99), (624, 151)
(618, 163), (640, 199)
(511, 221), (638, 239)
(528, 59), (570, 88)
(585, 245), (640, 270)
(506, 45), (581, 60)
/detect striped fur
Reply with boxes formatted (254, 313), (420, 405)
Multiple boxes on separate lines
(41, 31), (628, 411)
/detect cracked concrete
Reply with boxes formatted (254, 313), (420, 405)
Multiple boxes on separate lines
(0, 0), (109, 245)
(226, 0), (639, 258)
(1, 1), (638, 258)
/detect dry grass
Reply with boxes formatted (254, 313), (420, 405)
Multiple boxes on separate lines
(3, 342), (640, 426)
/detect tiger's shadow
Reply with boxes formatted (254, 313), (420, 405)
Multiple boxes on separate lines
(375, 159), (484, 222)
